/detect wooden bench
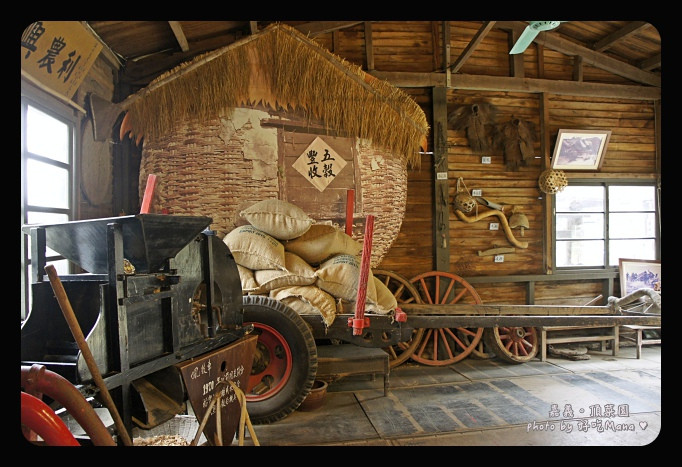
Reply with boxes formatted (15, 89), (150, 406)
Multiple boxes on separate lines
(315, 344), (390, 396)
(620, 325), (661, 359)
(539, 325), (619, 361)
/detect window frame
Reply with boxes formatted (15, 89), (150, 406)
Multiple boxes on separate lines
(552, 178), (660, 272)
(21, 90), (80, 320)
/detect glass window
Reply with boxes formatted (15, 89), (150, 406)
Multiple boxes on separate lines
(21, 98), (76, 320)
(554, 182), (658, 269)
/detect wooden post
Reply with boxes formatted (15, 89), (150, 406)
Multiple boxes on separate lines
(432, 86), (450, 272)
(140, 173), (157, 214)
(345, 189), (355, 236)
(352, 215), (374, 335)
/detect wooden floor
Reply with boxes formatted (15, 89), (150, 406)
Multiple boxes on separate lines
(241, 344), (661, 447)
(131, 343), (661, 447)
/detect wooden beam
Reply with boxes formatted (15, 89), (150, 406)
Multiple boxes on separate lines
(573, 55), (583, 82)
(540, 92), (552, 274)
(168, 21), (189, 52)
(249, 21), (259, 34)
(536, 43), (545, 79)
(364, 22), (374, 71)
(448, 21), (495, 73)
(592, 21), (648, 52)
(431, 21), (440, 70)
(432, 86), (449, 273)
(81, 21), (123, 69)
(509, 27), (524, 78)
(332, 30), (340, 53)
(442, 21), (451, 87)
(640, 53), (661, 71)
(293, 21), (364, 37)
(369, 71), (661, 100)
(495, 21), (660, 87)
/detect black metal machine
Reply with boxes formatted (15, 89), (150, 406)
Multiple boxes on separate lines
(21, 214), (253, 440)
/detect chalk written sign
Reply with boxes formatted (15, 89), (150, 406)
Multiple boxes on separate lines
(176, 335), (257, 445)
(21, 21), (102, 99)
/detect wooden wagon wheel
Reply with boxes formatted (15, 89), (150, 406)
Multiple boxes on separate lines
(373, 269), (426, 368)
(409, 271), (484, 366)
(483, 326), (539, 364)
(459, 329), (496, 359)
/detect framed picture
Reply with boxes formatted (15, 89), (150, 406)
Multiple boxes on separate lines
(551, 129), (612, 170)
(619, 258), (661, 296)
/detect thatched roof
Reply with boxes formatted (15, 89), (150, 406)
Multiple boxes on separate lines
(120, 23), (428, 168)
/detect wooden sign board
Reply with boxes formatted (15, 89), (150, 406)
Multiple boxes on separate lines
(176, 335), (258, 446)
(21, 21), (102, 99)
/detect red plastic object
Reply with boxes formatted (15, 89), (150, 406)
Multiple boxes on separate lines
(21, 392), (80, 446)
(394, 307), (408, 322)
(352, 215), (374, 335)
(21, 365), (116, 446)
(140, 173), (157, 214)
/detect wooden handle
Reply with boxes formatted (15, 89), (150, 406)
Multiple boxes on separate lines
(478, 247), (516, 256)
(44, 265), (133, 446)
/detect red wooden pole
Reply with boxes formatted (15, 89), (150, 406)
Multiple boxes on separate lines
(345, 189), (355, 236)
(351, 214), (374, 335)
(140, 173), (157, 214)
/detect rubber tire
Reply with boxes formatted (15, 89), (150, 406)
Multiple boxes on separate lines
(242, 295), (318, 425)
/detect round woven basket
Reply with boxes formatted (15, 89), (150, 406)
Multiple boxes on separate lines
(538, 169), (568, 194)
(139, 108), (408, 267)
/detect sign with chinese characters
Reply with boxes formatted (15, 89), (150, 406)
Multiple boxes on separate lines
(175, 335), (257, 445)
(21, 21), (102, 99)
(292, 136), (347, 192)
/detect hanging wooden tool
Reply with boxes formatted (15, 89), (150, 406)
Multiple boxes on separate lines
(453, 177), (476, 213)
(454, 207), (529, 249)
(478, 246), (516, 256)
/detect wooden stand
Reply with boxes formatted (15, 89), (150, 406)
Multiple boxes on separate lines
(620, 325), (661, 359)
(540, 325), (619, 361)
(315, 345), (389, 396)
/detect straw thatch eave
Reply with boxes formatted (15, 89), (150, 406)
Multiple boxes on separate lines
(120, 23), (428, 168)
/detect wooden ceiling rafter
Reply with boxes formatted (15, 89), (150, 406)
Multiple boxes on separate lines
(447, 21), (496, 73)
(370, 70), (661, 100)
(168, 21), (189, 52)
(291, 21), (365, 37)
(592, 21), (649, 52)
(495, 21), (660, 87)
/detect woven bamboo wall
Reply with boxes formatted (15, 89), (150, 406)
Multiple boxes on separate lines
(139, 107), (409, 267)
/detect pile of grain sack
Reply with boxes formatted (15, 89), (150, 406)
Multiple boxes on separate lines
(223, 199), (398, 327)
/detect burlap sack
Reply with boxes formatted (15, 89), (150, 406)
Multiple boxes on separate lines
(237, 264), (262, 294)
(240, 199), (314, 241)
(315, 254), (377, 303)
(270, 285), (337, 327)
(284, 224), (362, 265)
(254, 252), (317, 292)
(223, 225), (286, 271)
(365, 275), (397, 315)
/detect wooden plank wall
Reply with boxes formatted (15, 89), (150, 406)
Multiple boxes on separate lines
(66, 21), (659, 307)
(358, 21), (659, 306)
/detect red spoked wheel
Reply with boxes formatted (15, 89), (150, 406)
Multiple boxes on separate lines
(484, 326), (539, 364)
(373, 269), (426, 368)
(409, 271), (484, 366)
(459, 328), (496, 360)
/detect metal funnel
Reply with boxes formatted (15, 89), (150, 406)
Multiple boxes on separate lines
(22, 214), (212, 274)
